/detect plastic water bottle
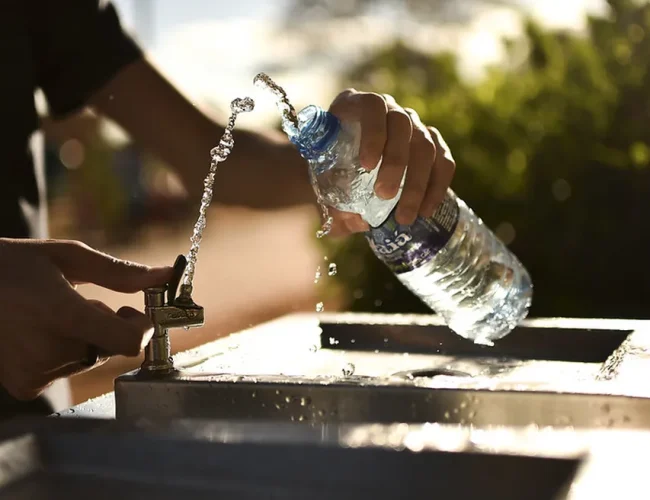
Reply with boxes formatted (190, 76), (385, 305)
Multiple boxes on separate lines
(289, 105), (533, 345)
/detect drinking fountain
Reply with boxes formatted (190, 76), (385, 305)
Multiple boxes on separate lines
(139, 254), (204, 376)
(114, 301), (650, 429)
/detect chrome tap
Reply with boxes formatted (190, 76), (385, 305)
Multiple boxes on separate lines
(140, 254), (204, 375)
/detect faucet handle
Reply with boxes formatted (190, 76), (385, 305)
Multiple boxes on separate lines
(167, 254), (187, 305)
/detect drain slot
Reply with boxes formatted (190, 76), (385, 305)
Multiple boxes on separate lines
(319, 320), (632, 363)
(393, 368), (472, 379)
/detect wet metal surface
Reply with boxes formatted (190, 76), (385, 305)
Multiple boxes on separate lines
(5, 417), (650, 499)
(102, 313), (650, 424)
(52, 313), (650, 498)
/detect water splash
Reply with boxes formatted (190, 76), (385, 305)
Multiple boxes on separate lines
(183, 97), (255, 287)
(342, 363), (356, 377)
(316, 302), (324, 312)
(314, 266), (322, 284)
(253, 72), (333, 239)
(253, 72), (299, 137)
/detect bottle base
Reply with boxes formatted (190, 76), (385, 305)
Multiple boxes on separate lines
(447, 269), (533, 345)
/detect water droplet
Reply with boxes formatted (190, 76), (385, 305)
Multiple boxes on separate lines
(285, 396), (292, 403)
(314, 266), (322, 284)
(251, 391), (257, 398)
(444, 411), (450, 420)
(183, 326), (190, 331)
(298, 415), (305, 422)
(342, 363), (356, 376)
(328, 263), (337, 276)
(309, 344), (319, 352)
(318, 409), (326, 417)
(300, 397), (310, 407)
(316, 302), (324, 312)
(231, 97), (255, 113)
(460, 401), (467, 409)
(274, 403), (282, 410)
(316, 217), (333, 239)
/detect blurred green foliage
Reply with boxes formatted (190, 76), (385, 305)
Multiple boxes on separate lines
(325, 0), (650, 319)
(286, 0), (518, 24)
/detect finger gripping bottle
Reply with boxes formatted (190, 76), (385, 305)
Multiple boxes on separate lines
(290, 104), (533, 345)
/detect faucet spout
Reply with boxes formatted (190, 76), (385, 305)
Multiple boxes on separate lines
(140, 255), (205, 375)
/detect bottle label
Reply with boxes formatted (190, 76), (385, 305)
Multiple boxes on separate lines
(364, 192), (460, 274)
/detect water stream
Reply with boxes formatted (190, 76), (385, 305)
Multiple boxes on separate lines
(182, 97), (255, 288)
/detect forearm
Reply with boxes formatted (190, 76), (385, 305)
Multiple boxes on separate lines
(88, 58), (315, 209)
(215, 127), (316, 209)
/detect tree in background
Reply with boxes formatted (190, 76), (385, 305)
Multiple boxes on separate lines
(285, 0), (518, 24)
(321, 0), (650, 319)
(267, 0), (521, 76)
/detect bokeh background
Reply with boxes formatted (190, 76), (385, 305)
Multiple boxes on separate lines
(44, 0), (650, 402)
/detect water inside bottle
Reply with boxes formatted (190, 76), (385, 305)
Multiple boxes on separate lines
(183, 97), (255, 287)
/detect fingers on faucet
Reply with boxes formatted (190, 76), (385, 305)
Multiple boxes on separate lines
(58, 292), (154, 357)
(40, 240), (173, 293)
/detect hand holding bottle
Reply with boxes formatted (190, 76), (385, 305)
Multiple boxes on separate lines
(326, 89), (456, 236)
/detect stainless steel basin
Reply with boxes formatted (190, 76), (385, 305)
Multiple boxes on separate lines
(114, 375), (650, 429)
(0, 418), (582, 500)
(114, 314), (650, 429)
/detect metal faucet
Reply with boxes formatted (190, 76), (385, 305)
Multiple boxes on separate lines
(140, 254), (204, 375)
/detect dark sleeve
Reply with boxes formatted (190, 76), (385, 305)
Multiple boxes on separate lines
(30, 0), (143, 118)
